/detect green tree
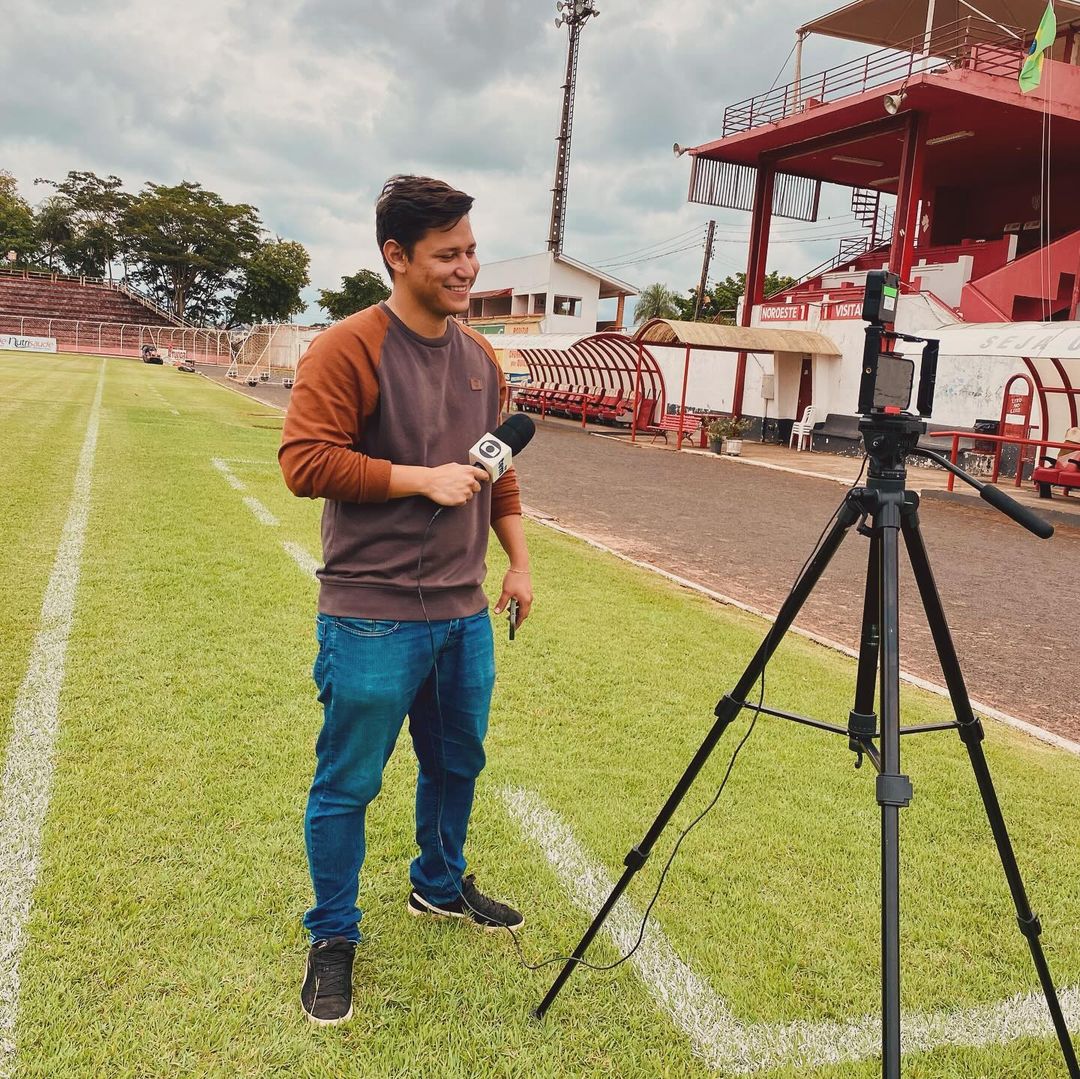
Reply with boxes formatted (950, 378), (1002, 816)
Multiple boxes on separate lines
(34, 171), (130, 278)
(633, 282), (680, 326)
(675, 271), (799, 323)
(317, 269), (390, 320)
(230, 238), (311, 326)
(34, 196), (75, 272)
(0, 171), (37, 267)
(123, 181), (262, 323)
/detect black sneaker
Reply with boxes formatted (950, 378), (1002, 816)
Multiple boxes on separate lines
(407, 874), (524, 932)
(300, 937), (356, 1025)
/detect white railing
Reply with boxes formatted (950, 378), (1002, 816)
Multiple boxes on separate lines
(723, 17), (1027, 135)
(0, 314), (230, 360)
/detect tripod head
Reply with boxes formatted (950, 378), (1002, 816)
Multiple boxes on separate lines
(859, 412), (926, 492)
(850, 271), (1052, 538)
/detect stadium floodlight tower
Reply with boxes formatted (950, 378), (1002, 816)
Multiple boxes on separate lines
(548, 0), (599, 255)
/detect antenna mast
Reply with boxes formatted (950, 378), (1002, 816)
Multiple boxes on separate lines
(548, 0), (599, 255)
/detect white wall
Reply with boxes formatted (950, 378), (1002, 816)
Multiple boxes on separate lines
(474, 252), (604, 333)
(649, 293), (1031, 430)
(546, 259), (601, 333)
(648, 345), (739, 412)
(476, 252), (551, 296)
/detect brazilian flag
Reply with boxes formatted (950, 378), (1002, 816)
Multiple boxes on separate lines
(1019, 2), (1057, 93)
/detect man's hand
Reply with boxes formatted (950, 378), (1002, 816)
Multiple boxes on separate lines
(425, 463), (490, 506)
(494, 568), (533, 629)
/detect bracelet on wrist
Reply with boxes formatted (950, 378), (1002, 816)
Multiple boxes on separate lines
(506, 567), (531, 574)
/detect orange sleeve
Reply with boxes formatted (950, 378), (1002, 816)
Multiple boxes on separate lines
(278, 310), (393, 503)
(491, 467), (522, 522)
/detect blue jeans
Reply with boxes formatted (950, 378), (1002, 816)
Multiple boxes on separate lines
(303, 609), (495, 943)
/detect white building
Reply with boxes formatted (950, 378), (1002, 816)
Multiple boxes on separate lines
(466, 251), (636, 336)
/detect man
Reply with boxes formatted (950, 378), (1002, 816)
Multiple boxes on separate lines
(279, 175), (533, 1025)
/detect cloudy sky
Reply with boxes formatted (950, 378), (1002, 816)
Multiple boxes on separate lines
(1, 0), (871, 320)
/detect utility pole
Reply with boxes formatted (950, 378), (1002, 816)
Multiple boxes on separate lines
(548, 0), (600, 255)
(693, 219), (716, 319)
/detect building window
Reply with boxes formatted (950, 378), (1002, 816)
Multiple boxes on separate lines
(532, 293), (547, 314)
(553, 295), (581, 317)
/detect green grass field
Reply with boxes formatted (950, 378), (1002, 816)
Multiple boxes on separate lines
(2, 350), (1079, 1078)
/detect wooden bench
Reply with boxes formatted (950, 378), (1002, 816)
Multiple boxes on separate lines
(647, 412), (703, 447)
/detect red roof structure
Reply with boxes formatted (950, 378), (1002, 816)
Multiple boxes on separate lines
(684, 0), (1080, 420)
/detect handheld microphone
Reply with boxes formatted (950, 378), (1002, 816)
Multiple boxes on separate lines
(468, 413), (535, 482)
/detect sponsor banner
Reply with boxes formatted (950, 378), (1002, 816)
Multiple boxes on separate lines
(0, 333), (57, 353)
(822, 299), (865, 320)
(759, 303), (808, 322)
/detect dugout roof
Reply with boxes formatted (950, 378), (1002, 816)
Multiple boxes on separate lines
(635, 319), (842, 355)
(482, 332), (666, 403)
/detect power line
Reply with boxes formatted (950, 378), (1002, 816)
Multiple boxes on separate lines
(591, 225), (704, 265)
(594, 213), (869, 268)
(594, 242), (704, 268)
(598, 240), (705, 269)
(600, 226), (865, 270)
(709, 215), (864, 241)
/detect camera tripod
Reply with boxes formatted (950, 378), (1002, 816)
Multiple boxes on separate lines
(535, 412), (1078, 1079)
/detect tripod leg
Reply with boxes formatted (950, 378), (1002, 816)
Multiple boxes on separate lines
(901, 508), (1080, 1078)
(533, 494), (866, 1019)
(849, 532), (881, 760)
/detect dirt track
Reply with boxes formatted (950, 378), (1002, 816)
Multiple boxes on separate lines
(511, 423), (1080, 742)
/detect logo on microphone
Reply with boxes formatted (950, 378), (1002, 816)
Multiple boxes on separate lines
(477, 438), (502, 460)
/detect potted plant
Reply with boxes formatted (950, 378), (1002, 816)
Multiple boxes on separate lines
(706, 418), (727, 454)
(707, 416), (752, 455)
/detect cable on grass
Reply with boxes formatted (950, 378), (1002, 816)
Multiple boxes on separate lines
(415, 454), (870, 975)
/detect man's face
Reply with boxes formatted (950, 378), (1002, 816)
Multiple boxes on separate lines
(393, 215), (479, 320)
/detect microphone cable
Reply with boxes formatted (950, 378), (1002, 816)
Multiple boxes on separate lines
(414, 452), (870, 976)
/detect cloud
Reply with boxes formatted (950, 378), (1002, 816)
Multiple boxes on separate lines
(1, 0), (878, 317)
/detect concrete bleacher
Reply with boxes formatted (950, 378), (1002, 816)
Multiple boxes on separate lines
(0, 271), (230, 359)
(0, 272), (178, 327)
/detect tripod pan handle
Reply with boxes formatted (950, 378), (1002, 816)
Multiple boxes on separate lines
(979, 484), (1054, 539)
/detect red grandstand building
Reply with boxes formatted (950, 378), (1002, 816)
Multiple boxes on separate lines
(681, 0), (1080, 453)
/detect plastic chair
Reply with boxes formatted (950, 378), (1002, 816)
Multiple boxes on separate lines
(789, 405), (816, 452)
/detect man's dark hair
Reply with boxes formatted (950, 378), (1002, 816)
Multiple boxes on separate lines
(376, 175), (474, 278)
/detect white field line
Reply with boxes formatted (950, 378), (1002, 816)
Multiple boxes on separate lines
(0, 362), (106, 1076)
(283, 541), (320, 579)
(210, 457), (246, 491)
(211, 459), (280, 526)
(146, 384), (179, 417)
(210, 458), (319, 577)
(242, 496), (279, 526)
(522, 512), (1080, 757)
(503, 785), (1079, 1074)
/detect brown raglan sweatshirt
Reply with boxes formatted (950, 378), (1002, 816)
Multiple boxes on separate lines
(279, 302), (522, 620)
